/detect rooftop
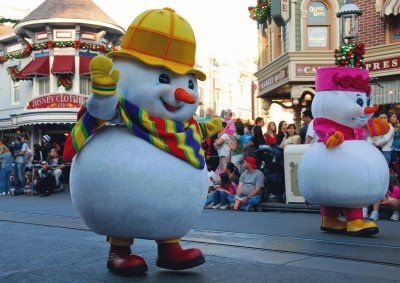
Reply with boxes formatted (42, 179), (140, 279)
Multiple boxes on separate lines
(20, 0), (120, 27)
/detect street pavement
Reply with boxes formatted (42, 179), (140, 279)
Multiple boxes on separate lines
(0, 192), (400, 282)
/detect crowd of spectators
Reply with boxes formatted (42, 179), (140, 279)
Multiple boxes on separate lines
(363, 112), (400, 221)
(0, 134), (65, 198)
(203, 108), (316, 211)
(203, 108), (400, 219)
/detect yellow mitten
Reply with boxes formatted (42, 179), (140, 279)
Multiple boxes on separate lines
(202, 118), (222, 138)
(326, 131), (344, 148)
(366, 117), (390, 137)
(90, 56), (120, 96)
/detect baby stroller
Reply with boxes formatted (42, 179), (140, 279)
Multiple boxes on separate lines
(35, 170), (57, 196)
(255, 145), (285, 202)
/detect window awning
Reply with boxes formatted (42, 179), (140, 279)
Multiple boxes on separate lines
(80, 56), (94, 76)
(18, 56), (49, 78)
(51, 55), (75, 75)
(381, 0), (400, 16)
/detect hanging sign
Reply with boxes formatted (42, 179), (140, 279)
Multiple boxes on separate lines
(27, 93), (88, 109)
(272, 0), (290, 27)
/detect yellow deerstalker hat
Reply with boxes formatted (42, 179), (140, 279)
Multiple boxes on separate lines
(107, 7), (206, 81)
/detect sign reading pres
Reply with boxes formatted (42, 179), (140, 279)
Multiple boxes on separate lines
(27, 94), (88, 109)
(365, 57), (399, 72)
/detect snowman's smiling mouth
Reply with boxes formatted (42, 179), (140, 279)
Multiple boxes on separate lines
(160, 98), (181, 112)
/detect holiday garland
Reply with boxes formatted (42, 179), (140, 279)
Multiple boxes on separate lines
(0, 17), (20, 24)
(248, 0), (271, 24)
(57, 76), (73, 91)
(0, 40), (116, 64)
(334, 42), (366, 68)
(9, 66), (21, 81)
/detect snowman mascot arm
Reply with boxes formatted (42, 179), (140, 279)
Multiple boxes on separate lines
(86, 56), (120, 121)
(199, 118), (222, 140)
(314, 122), (344, 149)
(366, 117), (390, 138)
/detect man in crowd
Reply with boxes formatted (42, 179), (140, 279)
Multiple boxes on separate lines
(42, 135), (52, 160)
(228, 156), (264, 211)
(47, 148), (65, 189)
(300, 109), (313, 144)
(13, 135), (28, 190)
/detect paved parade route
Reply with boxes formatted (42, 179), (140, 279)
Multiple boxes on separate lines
(1, 192), (400, 282)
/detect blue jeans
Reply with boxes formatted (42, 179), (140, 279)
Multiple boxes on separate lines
(0, 167), (11, 194)
(13, 162), (26, 189)
(205, 193), (214, 206)
(212, 190), (229, 205)
(382, 151), (392, 166)
(228, 193), (262, 211)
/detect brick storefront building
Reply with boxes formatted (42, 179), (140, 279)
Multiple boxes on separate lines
(254, 0), (400, 127)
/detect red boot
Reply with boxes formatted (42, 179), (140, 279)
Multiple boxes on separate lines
(156, 241), (205, 270)
(107, 245), (148, 276)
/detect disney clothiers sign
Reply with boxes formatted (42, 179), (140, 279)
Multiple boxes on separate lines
(27, 93), (88, 109)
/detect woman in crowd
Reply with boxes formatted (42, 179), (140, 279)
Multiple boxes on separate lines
(206, 173), (236, 210)
(229, 122), (244, 172)
(264, 122), (277, 146)
(276, 121), (288, 146)
(214, 121), (232, 174)
(391, 114), (400, 165)
(225, 161), (240, 185)
(387, 179), (400, 221)
(0, 143), (13, 196)
(205, 170), (220, 208)
(242, 120), (265, 157)
(279, 124), (300, 148)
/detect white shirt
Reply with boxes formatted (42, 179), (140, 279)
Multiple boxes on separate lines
(216, 133), (231, 157)
(306, 119), (318, 144)
(367, 124), (394, 152)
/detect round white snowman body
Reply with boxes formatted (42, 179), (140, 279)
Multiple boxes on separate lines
(298, 67), (389, 208)
(70, 58), (209, 240)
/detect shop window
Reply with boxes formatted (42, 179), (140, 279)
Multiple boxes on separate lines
(11, 79), (20, 105)
(36, 77), (50, 95)
(80, 76), (91, 95)
(305, 1), (331, 49)
(389, 16), (400, 43)
(273, 23), (283, 58)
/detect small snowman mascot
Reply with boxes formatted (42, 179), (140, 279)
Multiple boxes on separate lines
(63, 8), (221, 276)
(298, 66), (390, 237)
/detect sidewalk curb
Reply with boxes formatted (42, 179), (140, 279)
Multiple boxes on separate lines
(257, 202), (320, 213)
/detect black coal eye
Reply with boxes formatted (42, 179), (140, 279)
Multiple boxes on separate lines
(188, 79), (194, 90)
(367, 97), (370, 106)
(159, 74), (170, 84)
(356, 95), (363, 107)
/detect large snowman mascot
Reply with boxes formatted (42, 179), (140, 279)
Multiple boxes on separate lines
(63, 8), (221, 276)
(298, 66), (390, 237)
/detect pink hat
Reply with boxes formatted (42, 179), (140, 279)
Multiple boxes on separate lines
(316, 67), (371, 96)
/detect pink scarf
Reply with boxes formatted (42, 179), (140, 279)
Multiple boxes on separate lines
(313, 117), (366, 144)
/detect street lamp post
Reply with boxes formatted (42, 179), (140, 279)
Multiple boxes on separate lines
(337, 0), (362, 45)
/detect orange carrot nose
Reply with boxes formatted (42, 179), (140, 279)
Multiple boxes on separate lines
(364, 105), (379, 114)
(174, 88), (196, 104)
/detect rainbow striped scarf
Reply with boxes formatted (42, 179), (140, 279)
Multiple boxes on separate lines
(63, 96), (215, 169)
